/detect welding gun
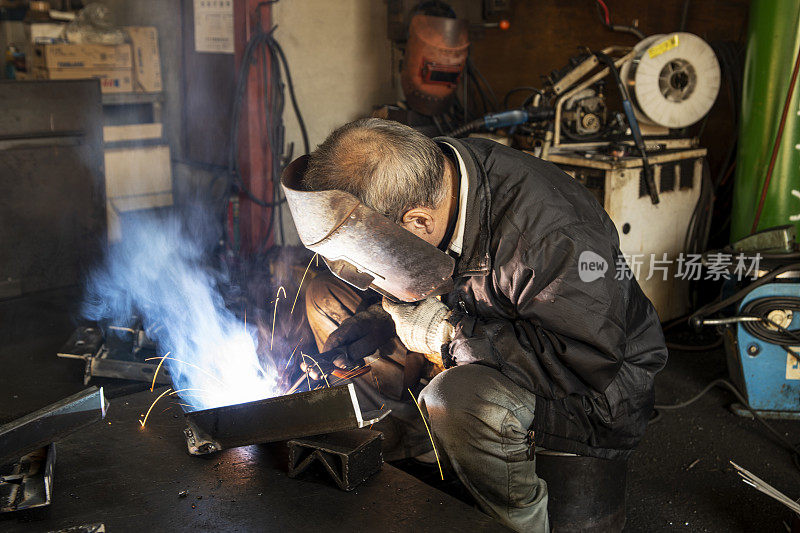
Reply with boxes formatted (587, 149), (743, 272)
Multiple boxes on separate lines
(287, 346), (370, 394)
(447, 107), (555, 137)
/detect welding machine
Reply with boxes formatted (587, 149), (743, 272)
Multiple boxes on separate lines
(694, 227), (800, 418)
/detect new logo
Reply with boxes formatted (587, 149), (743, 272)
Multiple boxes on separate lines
(578, 251), (608, 282)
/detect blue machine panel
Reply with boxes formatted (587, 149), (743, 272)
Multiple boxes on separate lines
(736, 283), (800, 412)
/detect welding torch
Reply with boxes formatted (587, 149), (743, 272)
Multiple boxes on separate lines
(286, 346), (370, 394)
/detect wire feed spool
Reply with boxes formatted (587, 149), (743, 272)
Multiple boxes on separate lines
(621, 33), (721, 128)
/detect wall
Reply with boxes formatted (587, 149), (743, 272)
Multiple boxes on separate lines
(272, 0), (395, 153)
(271, 0), (395, 243)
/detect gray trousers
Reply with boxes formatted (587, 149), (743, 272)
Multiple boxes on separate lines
(306, 275), (549, 532)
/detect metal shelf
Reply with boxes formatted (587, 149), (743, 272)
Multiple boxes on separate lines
(101, 92), (164, 106)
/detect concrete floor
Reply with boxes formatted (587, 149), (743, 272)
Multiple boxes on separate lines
(627, 329), (800, 532)
(3, 287), (800, 531)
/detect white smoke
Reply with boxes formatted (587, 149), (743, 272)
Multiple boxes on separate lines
(83, 208), (280, 410)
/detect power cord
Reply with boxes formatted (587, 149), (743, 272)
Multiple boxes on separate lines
(653, 378), (800, 473)
(227, 0), (309, 249)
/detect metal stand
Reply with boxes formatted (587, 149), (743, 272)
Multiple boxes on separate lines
(288, 429), (383, 491)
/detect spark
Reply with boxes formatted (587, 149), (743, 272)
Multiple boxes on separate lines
(271, 286), (287, 350)
(150, 351), (171, 392)
(144, 356), (226, 387)
(408, 388), (444, 481)
(329, 365), (368, 386)
(140, 388), (173, 428)
(284, 338), (303, 370)
(168, 388), (211, 396)
(290, 253), (318, 315)
(108, 325), (135, 333)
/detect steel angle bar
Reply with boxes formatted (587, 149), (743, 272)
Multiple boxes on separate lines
(0, 387), (107, 464)
(183, 383), (390, 455)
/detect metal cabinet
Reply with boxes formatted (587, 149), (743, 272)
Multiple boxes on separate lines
(0, 79), (105, 299)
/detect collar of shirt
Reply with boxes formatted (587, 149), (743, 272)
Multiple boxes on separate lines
(441, 141), (470, 256)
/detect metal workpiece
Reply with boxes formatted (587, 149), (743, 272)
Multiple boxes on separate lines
(58, 327), (104, 359)
(83, 346), (172, 386)
(0, 443), (55, 513)
(183, 383), (390, 456)
(288, 429), (383, 491)
(0, 387), (107, 464)
(281, 156), (455, 303)
(58, 325), (172, 386)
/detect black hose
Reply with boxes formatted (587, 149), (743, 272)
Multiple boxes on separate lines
(448, 119), (484, 137)
(652, 378), (800, 472)
(690, 262), (800, 329)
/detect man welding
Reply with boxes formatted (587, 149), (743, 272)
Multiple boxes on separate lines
(280, 118), (667, 532)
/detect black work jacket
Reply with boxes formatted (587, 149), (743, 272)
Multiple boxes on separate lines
(438, 137), (668, 460)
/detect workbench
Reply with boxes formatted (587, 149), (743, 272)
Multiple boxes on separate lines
(1, 288), (506, 532)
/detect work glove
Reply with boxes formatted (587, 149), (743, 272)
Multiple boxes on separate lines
(382, 297), (455, 357)
(302, 303), (395, 379)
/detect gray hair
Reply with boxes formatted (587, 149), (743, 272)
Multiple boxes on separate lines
(302, 118), (446, 223)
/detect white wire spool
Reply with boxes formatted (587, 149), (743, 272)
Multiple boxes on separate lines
(620, 33), (721, 128)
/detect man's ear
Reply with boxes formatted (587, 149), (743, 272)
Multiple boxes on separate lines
(400, 208), (435, 237)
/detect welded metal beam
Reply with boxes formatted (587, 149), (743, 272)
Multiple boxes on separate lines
(0, 387), (107, 464)
(183, 383), (389, 455)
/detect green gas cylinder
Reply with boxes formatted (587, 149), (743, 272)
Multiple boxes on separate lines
(731, 0), (800, 241)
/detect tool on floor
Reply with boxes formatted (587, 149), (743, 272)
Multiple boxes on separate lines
(730, 461), (800, 514)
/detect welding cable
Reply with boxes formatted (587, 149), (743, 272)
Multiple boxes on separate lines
(740, 297), (800, 347)
(595, 51), (658, 204)
(593, 0), (645, 40)
(678, 0), (690, 31)
(466, 57), (499, 112)
(683, 159), (715, 257)
(226, 1), (310, 247)
(651, 378), (800, 472)
(665, 337), (723, 352)
(689, 262), (800, 329)
(502, 86), (541, 109)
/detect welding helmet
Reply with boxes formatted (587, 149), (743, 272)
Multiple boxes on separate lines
(401, 14), (469, 116)
(280, 156), (455, 303)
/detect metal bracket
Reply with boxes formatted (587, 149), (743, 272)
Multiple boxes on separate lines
(0, 443), (55, 513)
(58, 326), (172, 386)
(288, 429), (383, 491)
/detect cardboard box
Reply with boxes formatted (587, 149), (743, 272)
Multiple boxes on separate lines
(34, 67), (134, 93)
(125, 26), (162, 93)
(25, 23), (66, 44)
(33, 43), (132, 70)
